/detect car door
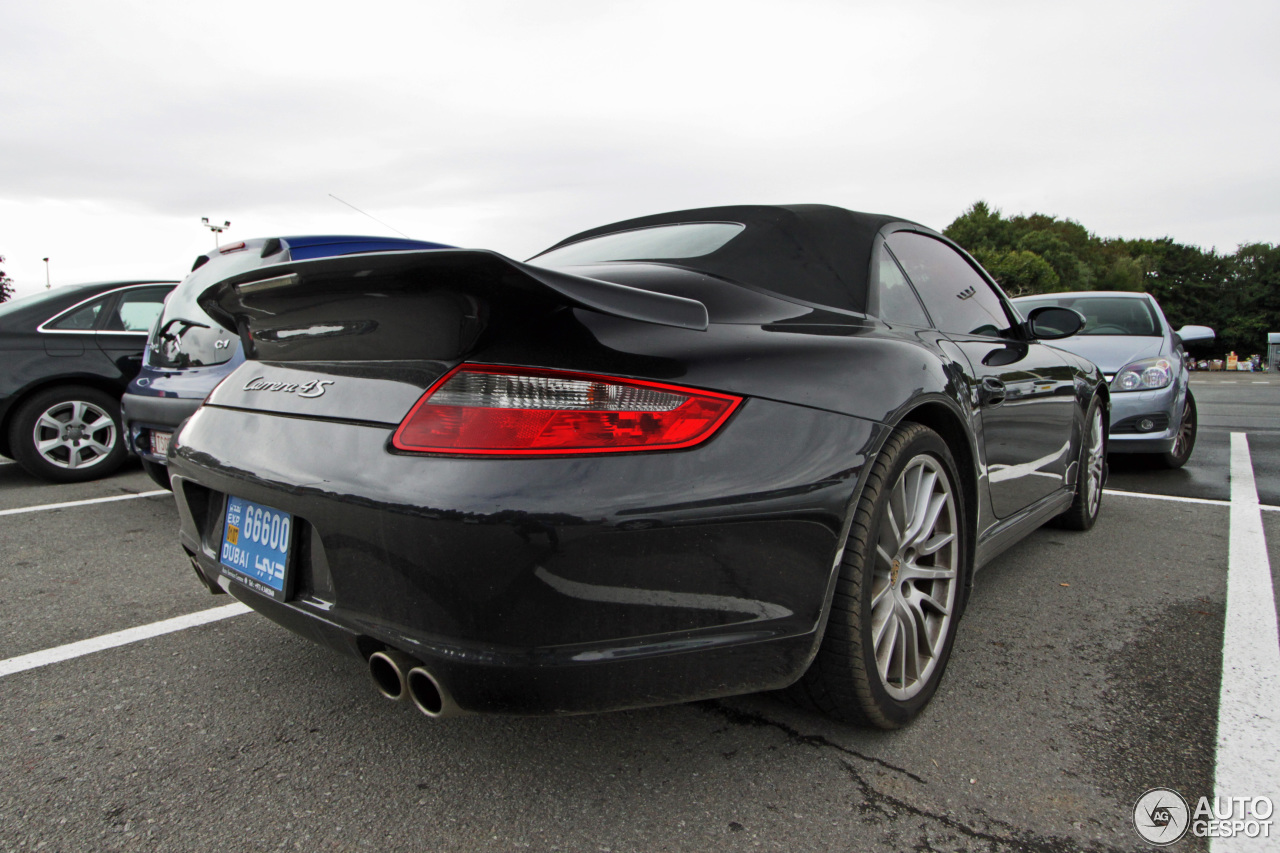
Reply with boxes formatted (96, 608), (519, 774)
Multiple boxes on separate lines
(884, 230), (1078, 518)
(96, 285), (173, 378)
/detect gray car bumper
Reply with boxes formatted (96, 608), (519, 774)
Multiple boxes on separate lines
(1105, 383), (1184, 454)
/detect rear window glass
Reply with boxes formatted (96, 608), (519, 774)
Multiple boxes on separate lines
(46, 296), (108, 331)
(531, 223), (745, 267)
(104, 286), (170, 332)
(150, 247), (267, 367)
(1015, 296), (1161, 336)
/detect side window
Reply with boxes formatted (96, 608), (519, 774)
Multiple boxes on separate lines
(45, 296), (109, 331)
(104, 287), (170, 332)
(876, 243), (930, 327)
(885, 232), (1015, 338)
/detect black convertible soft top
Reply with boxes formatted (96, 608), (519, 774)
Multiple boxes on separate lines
(534, 204), (922, 315)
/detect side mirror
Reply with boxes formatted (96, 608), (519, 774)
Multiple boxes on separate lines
(1176, 325), (1215, 345)
(1025, 306), (1085, 340)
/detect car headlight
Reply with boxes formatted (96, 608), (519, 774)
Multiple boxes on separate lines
(1112, 357), (1173, 391)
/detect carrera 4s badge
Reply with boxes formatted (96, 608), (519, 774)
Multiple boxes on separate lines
(243, 377), (334, 398)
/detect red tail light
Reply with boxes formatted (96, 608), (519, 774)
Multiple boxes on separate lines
(392, 365), (742, 455)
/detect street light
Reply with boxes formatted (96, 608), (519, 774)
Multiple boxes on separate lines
(201, 217), (231, 248)
(42, 257), (50, 289)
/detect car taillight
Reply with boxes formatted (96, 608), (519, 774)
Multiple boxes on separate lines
(392, 365), (742, 455)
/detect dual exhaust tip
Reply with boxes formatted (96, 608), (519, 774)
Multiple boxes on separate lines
(368, 650), (461, 718)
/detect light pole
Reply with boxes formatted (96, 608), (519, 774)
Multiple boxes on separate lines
(42, 257), (50, 289)
(201, 218), (231, 248)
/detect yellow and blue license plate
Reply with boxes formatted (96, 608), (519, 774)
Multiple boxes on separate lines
(220, 495), (292, 600)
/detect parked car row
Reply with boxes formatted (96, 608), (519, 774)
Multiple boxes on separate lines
(0, 280), (176, 481)
(1, 204), (1213, 730)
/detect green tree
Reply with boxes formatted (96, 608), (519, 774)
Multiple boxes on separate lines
(1227, 243), (1280, 356)
(971, 248), (1060, 297)
(943, 201), (1010, 251)
(1016, 229), (1089, 291)
(944, 201), (1279, 358)
(0, 255), (13, 304)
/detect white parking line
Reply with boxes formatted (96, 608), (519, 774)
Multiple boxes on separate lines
(1212, 434), (1280, 851)
(0, 603), (251, 679)
(1104, 488), (1280, 513)
(0, 490), (169, 517)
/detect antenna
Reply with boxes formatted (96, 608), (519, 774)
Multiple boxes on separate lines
(329, 194), (411, 238)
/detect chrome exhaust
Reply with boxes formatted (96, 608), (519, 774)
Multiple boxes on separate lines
(368, 650), (419, 701)
(406, 665), (462, 718)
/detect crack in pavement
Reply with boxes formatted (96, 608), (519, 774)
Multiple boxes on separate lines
(837, 760), (1127, 853)
(704, 701), (1129, 853)
(702, 701), (928, 784)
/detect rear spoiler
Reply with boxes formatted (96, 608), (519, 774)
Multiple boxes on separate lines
(199, 248), (709, 335)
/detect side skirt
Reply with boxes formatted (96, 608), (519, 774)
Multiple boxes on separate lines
(974, 489), (1074, 571)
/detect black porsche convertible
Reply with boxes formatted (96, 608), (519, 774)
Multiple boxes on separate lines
(168, 205), (1106, 728)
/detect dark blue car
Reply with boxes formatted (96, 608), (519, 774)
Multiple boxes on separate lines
(122, 235), (451, 489)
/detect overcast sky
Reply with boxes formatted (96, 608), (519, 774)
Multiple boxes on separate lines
(2, 0), (1277, 299)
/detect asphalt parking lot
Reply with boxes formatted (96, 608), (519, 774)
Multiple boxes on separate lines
(2, 371), (1277, 852)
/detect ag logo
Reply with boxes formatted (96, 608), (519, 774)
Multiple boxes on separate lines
(1134, 788), (1189, 845)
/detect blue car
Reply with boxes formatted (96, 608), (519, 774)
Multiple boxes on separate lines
(1010, 291), (1214, 468)
(122, 235), (451, 489)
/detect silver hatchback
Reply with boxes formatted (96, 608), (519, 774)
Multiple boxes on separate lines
(1010, 291), (1214, 468)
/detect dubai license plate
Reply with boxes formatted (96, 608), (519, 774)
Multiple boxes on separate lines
(220, 495), (292, 600)
(151, 430), (171, 457)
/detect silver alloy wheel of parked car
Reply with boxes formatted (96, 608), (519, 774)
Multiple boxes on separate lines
(872, 453), (959, 701)
(33, 399), (117, 470)
(1161, 392), (1197, 469)
(1085, 406), (1105, 518)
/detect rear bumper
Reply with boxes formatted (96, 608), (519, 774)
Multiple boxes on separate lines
(121, 392), (202, 461)
(215, 576), (820, 715)
(168, 400), (879, 715)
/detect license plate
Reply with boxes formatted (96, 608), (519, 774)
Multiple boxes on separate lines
(151, 430), (172, 457)
(220, 495), (292, 600)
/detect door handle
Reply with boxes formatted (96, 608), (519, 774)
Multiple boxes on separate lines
(978, 377), (1006, 406)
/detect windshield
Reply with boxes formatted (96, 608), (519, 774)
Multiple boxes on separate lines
(1015, 296), (1162, 336)
(530, 222), (745, 267)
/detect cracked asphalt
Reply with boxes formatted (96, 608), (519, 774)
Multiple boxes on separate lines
(0, 371), (1274, 852)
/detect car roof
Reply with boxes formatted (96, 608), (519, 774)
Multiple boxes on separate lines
(534, 204), (926, 315)
(1011, 291), (1152, 301)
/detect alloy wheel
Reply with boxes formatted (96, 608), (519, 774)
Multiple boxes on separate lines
(1085, 407), (1105, 518)
(1171, 398), (1194, 459)
(871, 454), (959, 701)
(32, 400), (117, 470)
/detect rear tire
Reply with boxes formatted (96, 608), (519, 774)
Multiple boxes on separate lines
(8, 386), (127, 483)
(141, 459), (172, 491)
(1054, 395), (1105, 531)
(1156, 391), (1196, 469)
(793, 422), (967, 729)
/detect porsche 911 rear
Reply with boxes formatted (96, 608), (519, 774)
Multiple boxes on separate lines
(168, 247), (880, 716)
